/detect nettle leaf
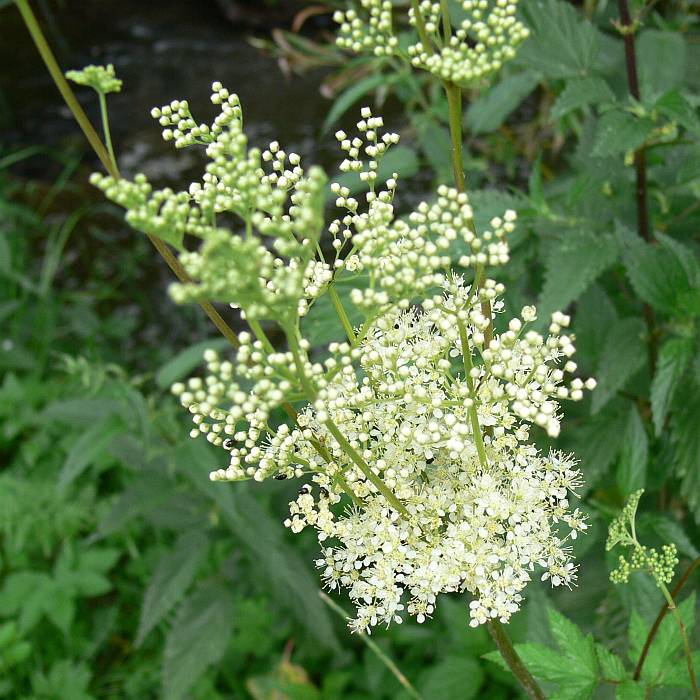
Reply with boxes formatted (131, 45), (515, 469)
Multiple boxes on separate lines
(537, 230), (618, 322)
(551, 76), (616, 120)
(655, 90), (700, 136)
(595, 644), (627, 683)
(670, 384), (700, 523)
(517, 0), (602, 78)
(484, 644), (568, 683)
(136, 531), (209, 645)
(650, 337), (693, 436)
(465, 71), (539, 134)
(162, 581), (235, 700)
(419, 655), (484, 700)
(621, 231), (700, 317)
(641, 593), (695, 684)
(591, 318), (646, 414)
(617, 404), (648, 494)
(592, 110), (655, 157)
(638, 30), (687, 101)
(548, 607), (598, 680)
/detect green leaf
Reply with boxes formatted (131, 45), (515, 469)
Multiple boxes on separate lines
(466, 72), (539, 134)
(419, 655), (484, 700)
(615, 680), (646, 700)
(663, 650), (700, 687)
(638, 30), (687, 101)
(548, 607), (598, 679)
(136, 531), (209, 645)
(162, 581), (235, 700)
(321, 73), (397, 134)
(412, 114), (452, 182)
(517, 0), (602, 78)
(595, 644), (627, 682)
(58, 417), (123, 488)
(643, 593), (695, 683)
(155, 338), (230, 389)
(486, 643), (568, 683)
(591, 318), (646, 413)
(621, 232), (700, 317)
(655, 90), (700, 135)
(669, 383), (700, 521)
(650, 337), (693, 436)
(617, 405), (648, 494)
(537, 230), (618, 321)
(638, 513), (699, 559)
(592, 110), (655, 157)
(551, 77), (615, 120)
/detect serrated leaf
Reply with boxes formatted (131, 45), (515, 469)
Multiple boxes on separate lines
(650, 337), (693, 436)
(156, 338), (231, 389)
(669, 383), (700, 521)
(551, 77), (615, 120)
(662, 650), (700, 687)
(592, 110), (655, 157)
(638, 30), (686, 101)
(465, 72), (539, 134)
(485, 644), (568, 683)
(419, 655), (484, 700)
(595, 644), (627, 682)
(162, 581), (235, 700)
(642, 593), (695, 683)
(591, 318), (646, 413)
(621, 231), (700, 317)
(548, 607), (598, 679)
(617, 405), (648, 494)
(517, 0), (602, 79)
(537, 230), (618, 322)
(136, 531), (209, 645)
(655, 90), (700, 135)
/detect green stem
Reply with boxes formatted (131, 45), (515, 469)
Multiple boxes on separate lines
(658, 582), (700, 699)
(410, 0), (435, 54)
(97, 91), (117, 172)
(319, 592), (424, 700)
(457, 318), (488, 469)
(324, 419), (408, 516)
(444, 82), (466, 193)
(487, 620), (546, 700)
(328, 285), (356, 343)
(635, 555), (700, 680)
(439, 0), (452, 40)
(14, 0), (118, 179)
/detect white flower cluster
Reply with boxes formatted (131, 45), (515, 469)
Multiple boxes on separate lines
(334, 0), (530, 86)
(94, 84), (594, 633)
(174, 278), (593, 631)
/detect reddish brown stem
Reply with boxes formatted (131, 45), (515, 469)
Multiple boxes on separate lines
(616, 0), (657, 373)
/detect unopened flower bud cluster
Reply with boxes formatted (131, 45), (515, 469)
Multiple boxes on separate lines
(607, 489), (679, 587)
(94, 82), (594, 633)
(334, 1), (529, 86)
(66, 63), (122, 94)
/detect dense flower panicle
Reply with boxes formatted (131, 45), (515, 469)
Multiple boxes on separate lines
(93, 79), (594, 632)
(334, 1), (530, 86)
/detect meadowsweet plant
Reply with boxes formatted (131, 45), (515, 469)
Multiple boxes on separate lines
(14, 0), (700, 696)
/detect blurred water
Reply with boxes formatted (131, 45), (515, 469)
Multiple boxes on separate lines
(0, 0), (336, 182)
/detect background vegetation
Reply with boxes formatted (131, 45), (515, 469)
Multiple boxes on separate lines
(1, 0), (700, 698)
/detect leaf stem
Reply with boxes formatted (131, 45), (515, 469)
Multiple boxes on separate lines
(486, 620), (546, 700)
(658, 581), (700, 699)
(319, 592), (424, 700)
(635, 555), (700, 681)
(328, 284), (356, 343)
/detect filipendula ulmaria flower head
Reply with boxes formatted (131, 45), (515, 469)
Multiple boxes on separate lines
(607, 489), (679, 587)
(95, 84), (594, 632)
(334, 1), (530, 87)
